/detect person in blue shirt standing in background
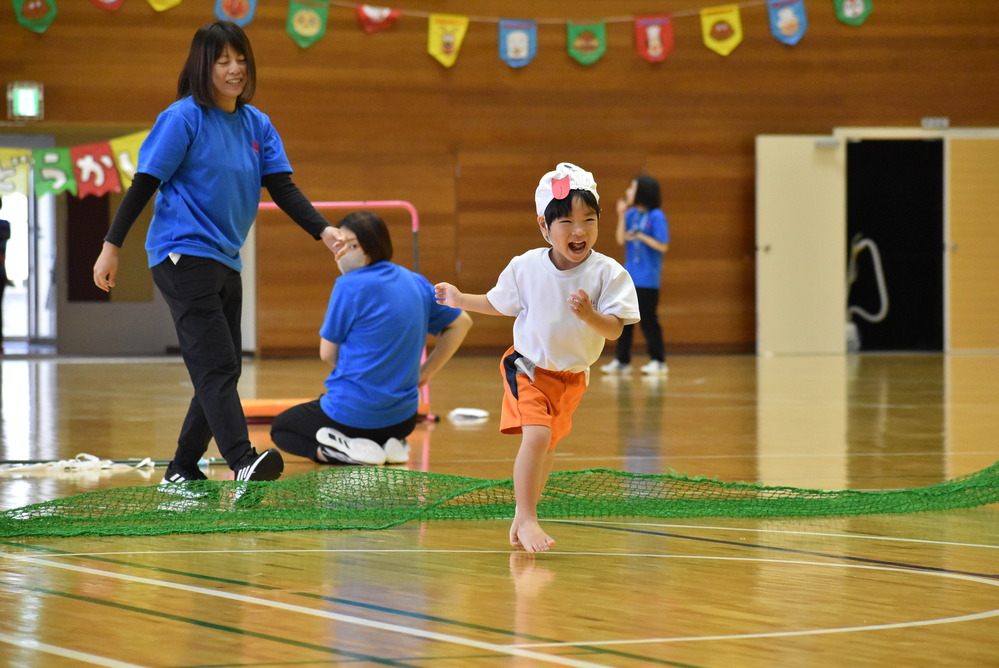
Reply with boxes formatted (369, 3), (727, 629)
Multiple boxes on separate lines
(602, 175), (670, 376)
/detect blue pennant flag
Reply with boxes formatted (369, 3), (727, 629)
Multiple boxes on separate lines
(499, 19), (538, 68)
(768, 0), (807, 46)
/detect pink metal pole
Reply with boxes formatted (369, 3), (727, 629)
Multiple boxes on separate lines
(258, 200), (420, 270)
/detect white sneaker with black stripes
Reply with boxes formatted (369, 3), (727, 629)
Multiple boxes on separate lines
(158, 462), (213, 500)
(316, 428), (387, 466)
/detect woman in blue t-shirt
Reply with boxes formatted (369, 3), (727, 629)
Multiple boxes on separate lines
(271, 211), (472, 466)
(92, 22), (343, 486)
(601, 175), (670, 376)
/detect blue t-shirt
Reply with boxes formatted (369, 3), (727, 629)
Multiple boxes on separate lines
(138, 96), (292, 272)
(623, 207), (669, 289)
(319, 261), (463, 429)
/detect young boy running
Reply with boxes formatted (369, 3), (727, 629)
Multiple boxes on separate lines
(435, 163), (640, 552)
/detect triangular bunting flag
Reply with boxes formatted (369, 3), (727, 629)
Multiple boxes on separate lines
(32, 148), (78, 197)
(356, 4), (400, 33)
(14, 0), (58, 33)
(701, 5), (743, 56)
(834, 0), (872, 26)
(567, 21), (607, 66)
(90, 0), (124, 11)
(428, 14), (469, 68)
(216, 0), (256, 27)
(0, 149), (33, 198)
(768, 0), (807, 45)
(71, 142), (122, 199)
(146, 0), (182, 11)
(108, 131), (150, 190)
(287, 0), (329, 48)
(498, 19), (537, 68)
(634, 15), (673, 63)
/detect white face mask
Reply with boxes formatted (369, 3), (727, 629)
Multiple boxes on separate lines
(335, 232), (370, 274)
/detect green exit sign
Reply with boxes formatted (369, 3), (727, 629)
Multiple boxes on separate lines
(7, 82), (44, 120)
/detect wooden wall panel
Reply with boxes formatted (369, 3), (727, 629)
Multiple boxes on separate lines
(2, 0), (998, 356)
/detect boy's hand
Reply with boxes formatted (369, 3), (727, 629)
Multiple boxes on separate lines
(567, 288), (595, 321)
(569, 288), (626, 340)
(435, 282), (462, 308)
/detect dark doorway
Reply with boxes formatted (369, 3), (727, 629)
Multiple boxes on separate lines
(846, 139), (944, 351)
(66, 194), (111, 302)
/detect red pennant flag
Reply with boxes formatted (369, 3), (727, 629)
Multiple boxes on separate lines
(71, 142), (122, 198)
(634, 14), (673, 63)
(90, 0), (125, 10)
(356, 4), (400, 33)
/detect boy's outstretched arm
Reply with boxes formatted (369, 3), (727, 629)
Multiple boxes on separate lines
(568, 288), (626, 340)
(435, 282), (503, 316)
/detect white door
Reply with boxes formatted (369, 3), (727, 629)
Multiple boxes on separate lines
(947, 137), (999, 352)
(755, 135), (846, 355)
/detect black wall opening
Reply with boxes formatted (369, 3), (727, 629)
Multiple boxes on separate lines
(846, 139), (944, 351)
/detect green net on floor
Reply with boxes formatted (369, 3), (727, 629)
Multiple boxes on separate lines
(2, 463), (998, 538)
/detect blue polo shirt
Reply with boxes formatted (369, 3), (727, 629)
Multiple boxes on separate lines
(138, 96), (292, 272)
(623, 207), (669, 289)
(320, 261), (463, 428)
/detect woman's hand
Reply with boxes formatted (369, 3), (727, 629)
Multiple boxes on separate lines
(320, 226), (347, 260)
(93, 242), (120, 292)
(616, 197), (628, 217)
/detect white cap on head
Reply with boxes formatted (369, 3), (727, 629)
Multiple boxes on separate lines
(534, 162), (599, 217)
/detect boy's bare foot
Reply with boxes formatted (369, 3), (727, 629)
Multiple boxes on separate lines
(511, 520), (555, 553)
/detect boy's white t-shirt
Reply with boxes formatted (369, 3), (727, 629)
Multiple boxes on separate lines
(486, 248), (640, 373)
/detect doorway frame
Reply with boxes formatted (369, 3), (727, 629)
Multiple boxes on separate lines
(757, 127), (999, 356)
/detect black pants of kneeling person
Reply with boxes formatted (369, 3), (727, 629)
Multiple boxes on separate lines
(271, 399), (417, 462)
(152, 255), (255, 471)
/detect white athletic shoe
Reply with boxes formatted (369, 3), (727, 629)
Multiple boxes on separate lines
(316, 428), (387, 466)
(383, 438), (411, 465)
(600, 359), (632, 374)
(640, 360), (669, 376)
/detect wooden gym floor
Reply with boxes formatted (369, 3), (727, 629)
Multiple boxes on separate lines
(1, 352), (998, 667)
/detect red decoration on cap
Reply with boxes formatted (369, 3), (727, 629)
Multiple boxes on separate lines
(551, 174), (571, 200)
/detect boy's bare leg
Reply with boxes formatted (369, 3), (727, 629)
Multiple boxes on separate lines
(510, 425), (556, 553)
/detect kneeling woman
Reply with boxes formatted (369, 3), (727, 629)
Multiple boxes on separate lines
(271, 211), (472, 465)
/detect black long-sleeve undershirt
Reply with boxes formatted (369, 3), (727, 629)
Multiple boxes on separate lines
(103, 171), (331, 247)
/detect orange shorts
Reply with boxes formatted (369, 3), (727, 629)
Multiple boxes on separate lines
(499, 346), (587, 450)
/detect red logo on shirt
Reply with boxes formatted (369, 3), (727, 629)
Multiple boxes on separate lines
(251, 140), (260, 154)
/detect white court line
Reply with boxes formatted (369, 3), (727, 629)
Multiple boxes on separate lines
(11, 514), (995, 562)
(13, 556), (607, 668)
(506, 555), (999, 648)
(4, 548), (515, 561)
(547, 519), (999, 550)
(8, 547), (999, 650)
(0, 631), (146, 668)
